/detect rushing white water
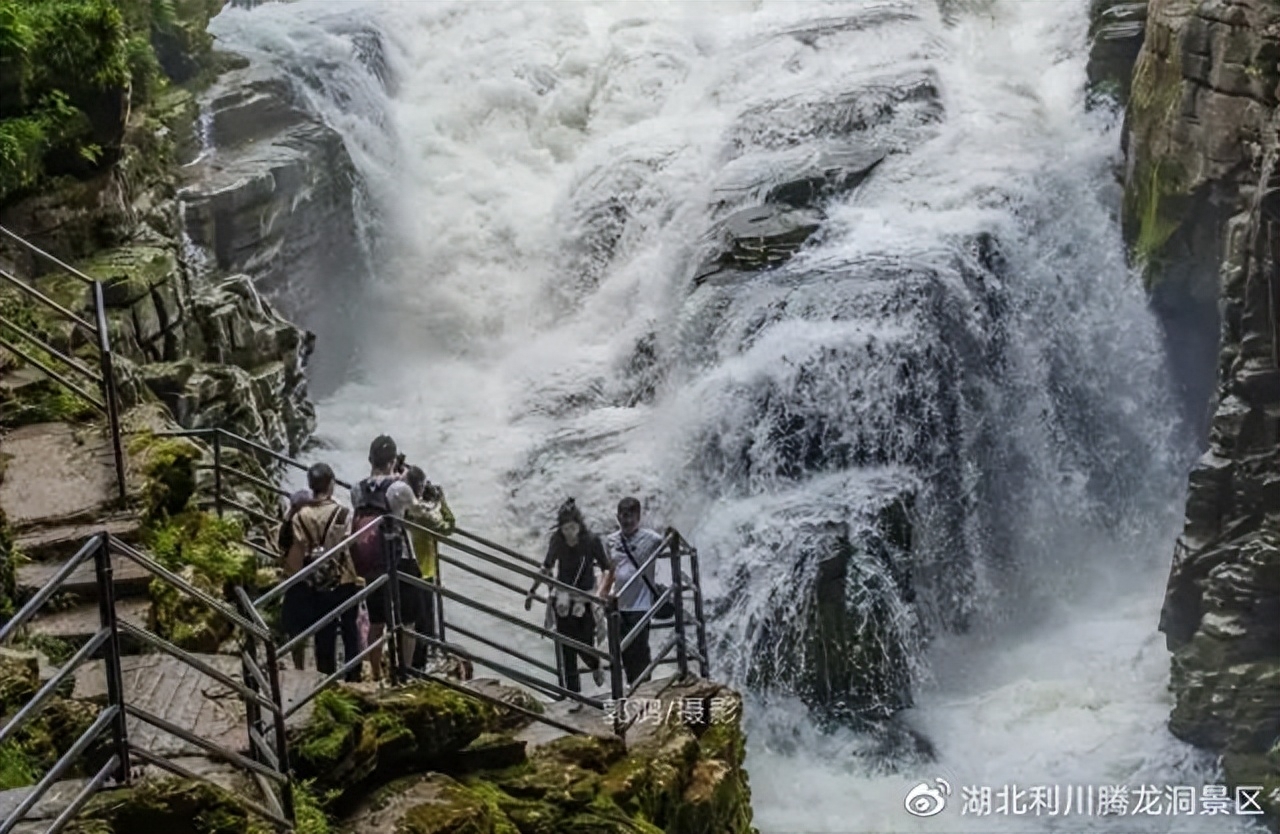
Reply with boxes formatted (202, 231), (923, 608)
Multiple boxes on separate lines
(210, 1), (1264, 831)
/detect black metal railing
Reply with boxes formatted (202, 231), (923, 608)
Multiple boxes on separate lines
(0, 226), (126, 500)
(163, 426), (713, 729)
(0, 533), (291, 834)
(0, 422), (716, 831)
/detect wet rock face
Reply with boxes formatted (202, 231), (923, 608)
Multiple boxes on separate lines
(180, 61), (364, 391)
(1129, 0), (1280, 822)
(1086, 0), (1148, 105)
(723, 496), (918, 727)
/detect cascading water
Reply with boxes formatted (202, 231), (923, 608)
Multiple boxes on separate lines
(211, 2), (1263, 831)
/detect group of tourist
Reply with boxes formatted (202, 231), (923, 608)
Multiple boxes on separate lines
(277, 435), (666, 697)
(278, 434), (454, 682)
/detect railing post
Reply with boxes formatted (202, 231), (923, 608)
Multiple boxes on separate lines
(688, 545), (710, 679)
(94, 533), (131, 784)
(261, 638), (295, 823)
(384, 517), (404, 684)
(606, 595), (625, 734)
(669, 530), (689, 679)
(93, 282), (127, 502)
(240, 599), (264, 765)
(433, 571), (447, 646)
(213, 430), (224, 518)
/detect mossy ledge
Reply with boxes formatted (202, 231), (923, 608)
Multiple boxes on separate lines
(323, 678), (756, 834)
(36, 678), (753, 834)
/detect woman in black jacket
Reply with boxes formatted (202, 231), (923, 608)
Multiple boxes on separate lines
(525, 499), (613, 696)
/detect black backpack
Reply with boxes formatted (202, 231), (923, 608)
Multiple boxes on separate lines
(351, 478), (401, 580)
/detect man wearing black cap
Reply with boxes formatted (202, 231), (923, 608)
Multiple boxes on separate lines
(350, 435), (417, 680)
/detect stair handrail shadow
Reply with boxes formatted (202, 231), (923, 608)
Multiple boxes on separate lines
(0, 225), (126, 501)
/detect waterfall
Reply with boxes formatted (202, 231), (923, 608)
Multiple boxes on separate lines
(210, 2), (1264, 831)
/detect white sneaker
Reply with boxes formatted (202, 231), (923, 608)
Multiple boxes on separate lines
(592, 667), (605, 687)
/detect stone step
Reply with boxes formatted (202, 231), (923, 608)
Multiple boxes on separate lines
(12, 515), (143, 564)
(16, 548), (152, 602)
(26, 597), (151, 652)
(0, 779), (90, 834)
(0, 423), (122, 530)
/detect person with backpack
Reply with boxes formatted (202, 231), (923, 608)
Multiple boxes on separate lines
(403, 465), (455, 669)
(602, 497), (666, 686)
(284, 463), (363, 681)
(278, 489), (314, 671)
(525, 498), (612, 699)
(349, 435), (417, 681)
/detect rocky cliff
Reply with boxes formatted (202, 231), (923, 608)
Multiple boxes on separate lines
(1119, 0), (1280, 823)
(0, 0), (373, 452)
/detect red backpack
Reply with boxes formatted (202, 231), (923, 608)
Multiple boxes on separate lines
(351, 478), (399, 580)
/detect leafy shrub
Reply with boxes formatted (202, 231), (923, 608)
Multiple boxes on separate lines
(0, 0), (175, 203)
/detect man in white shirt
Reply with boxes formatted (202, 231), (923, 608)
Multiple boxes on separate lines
(603, 497), (665, 686)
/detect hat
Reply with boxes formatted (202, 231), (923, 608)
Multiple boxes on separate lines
(368, 435), (397, 468)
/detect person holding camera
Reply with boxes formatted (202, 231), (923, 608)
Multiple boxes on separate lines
(525, 499), (612, 697)
(403, 465), (455, 668)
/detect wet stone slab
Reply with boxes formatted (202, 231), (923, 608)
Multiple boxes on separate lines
(73, 654), (327, 757)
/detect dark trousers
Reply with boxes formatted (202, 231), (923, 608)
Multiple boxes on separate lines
(555, 612), (599, 693)
(618, 610), (651, 686)
(314, 583), (362, 682)
(411, 584), (438, 670)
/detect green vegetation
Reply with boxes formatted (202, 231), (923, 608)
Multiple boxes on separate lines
(0, 740), (38, 789)
(0, 0), (219, 204)
(1127, 158), (1188, 281)
(0, 506), (14, 622)
(144, 510), (256, 651)
(0, 292), (102, 429)
(129, 432), (200, 519)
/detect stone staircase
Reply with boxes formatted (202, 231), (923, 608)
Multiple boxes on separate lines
(1, 422), (148, 654)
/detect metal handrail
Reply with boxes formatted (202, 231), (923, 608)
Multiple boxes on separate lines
(620, 585), (674, 653)
(0, 267), (98, 335)
(426, 578), (610, 663)
(0, 709), (120, 834)
(0, 537), (99, 642)
(0, 334), (105, 410)
(128, 747), (290, 829)
(0, 629), (109, 748)
(0, 316), (101, 381)
(278, 575), (386, 657)
(254, 515), (382, 607)
(160, 427), (352, 490)
(0, 226), (126, 499)
(612, 530), (676, 601)
(178, 423), (714, 742)
(108, 537), (269, 641)
(0, 225), (98, 284)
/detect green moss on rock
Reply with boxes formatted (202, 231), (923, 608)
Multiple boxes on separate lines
(129, 431), (200, 519)
(399, 776), (504, 834)
(75, 776), (279, 834)
(0, 506), (15, 623)
(534, 734), (626, 773)
(144, 510), (255, 652)
(0, 694), (107, 790)
(292, 682), (500, 800)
